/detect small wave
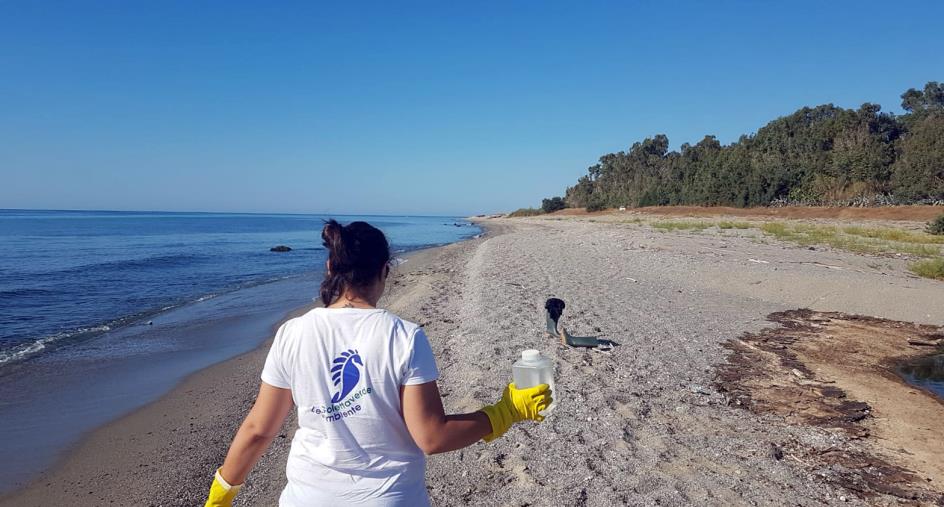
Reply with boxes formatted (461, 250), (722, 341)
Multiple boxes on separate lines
(0, 287), (56, 299)
(0, 273), (315, 368)
(42, 253), (206, 279)
(0, 325), (111, 366)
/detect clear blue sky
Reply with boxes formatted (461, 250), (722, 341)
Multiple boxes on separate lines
(1, 1), (942, 215)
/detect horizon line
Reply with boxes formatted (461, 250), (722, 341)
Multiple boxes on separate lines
(0, 208), (488, 218)
(0, 207), (480, 219)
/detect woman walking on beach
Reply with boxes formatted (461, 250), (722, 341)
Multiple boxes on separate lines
(205, 220), (551, 506)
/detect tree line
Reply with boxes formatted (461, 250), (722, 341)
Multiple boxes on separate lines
(557, 82), (944, 211)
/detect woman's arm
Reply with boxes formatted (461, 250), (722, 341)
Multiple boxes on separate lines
(401, 381), (492, 454)
(218, 382), (294, 484)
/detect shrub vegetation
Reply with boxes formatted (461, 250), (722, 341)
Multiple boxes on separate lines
(507, 207), (543, 217)
(928, 214), (944, 235)
(910, 258), (944, 280)
(541, 197), (566, 213)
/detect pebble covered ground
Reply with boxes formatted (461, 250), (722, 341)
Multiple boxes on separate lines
(406, 218), (941, 506)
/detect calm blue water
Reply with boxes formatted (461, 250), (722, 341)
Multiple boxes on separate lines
(0, 210), (478, 368)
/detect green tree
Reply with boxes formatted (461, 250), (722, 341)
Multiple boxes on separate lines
(901, 82), (944, 114)
(557, 82), (942, 209)
(891, 113), (944, 200)
(541, 196), (566, 213)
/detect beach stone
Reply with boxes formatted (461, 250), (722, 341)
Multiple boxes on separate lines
(689, 384), (711, 395)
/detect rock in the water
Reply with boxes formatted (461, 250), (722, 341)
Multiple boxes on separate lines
(270, 245), (292, 252)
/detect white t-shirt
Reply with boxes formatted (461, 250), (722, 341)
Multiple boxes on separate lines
(260, 307), (439, 507)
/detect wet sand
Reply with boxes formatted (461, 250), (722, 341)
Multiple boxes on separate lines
(4, 216), (943, 506)
(716, 310), (944, 502)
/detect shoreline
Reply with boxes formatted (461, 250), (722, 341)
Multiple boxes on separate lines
(0, 229), (491, 506)
(0, 298), (317, 505)
(0, 271), (322, 498)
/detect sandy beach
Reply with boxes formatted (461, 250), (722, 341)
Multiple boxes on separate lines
(3, 216), (943, 506)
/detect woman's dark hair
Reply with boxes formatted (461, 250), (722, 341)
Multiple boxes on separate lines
(320, 219), (391, 306)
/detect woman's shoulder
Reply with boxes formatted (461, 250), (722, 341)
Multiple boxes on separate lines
(339, 307), (423, 336)
(271, 309), (318, 340)
(383, 311), (423, 336)
(352, 308), (425, 340)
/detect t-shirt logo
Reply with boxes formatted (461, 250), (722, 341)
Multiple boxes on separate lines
(330, 349), (363, 403)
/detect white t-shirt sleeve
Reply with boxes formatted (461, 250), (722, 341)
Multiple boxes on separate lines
(260, 323), (291, 389)
(401, 327), (440, 385)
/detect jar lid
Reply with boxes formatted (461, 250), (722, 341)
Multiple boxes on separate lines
(521, 349), (541, 361)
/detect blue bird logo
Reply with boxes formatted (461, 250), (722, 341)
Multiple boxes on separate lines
(330, 349), (363, 403)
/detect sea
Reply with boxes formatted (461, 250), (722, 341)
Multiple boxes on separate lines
(0, 209), (480, 494)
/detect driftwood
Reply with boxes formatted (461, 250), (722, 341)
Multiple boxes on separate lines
(907, 339), (942, 347)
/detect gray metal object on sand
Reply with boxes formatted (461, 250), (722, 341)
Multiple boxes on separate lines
(544, 297), (616, 351)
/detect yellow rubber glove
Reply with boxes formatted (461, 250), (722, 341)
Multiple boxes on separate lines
(204, 468), (242, 507)
(480, 383), (552, 442)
